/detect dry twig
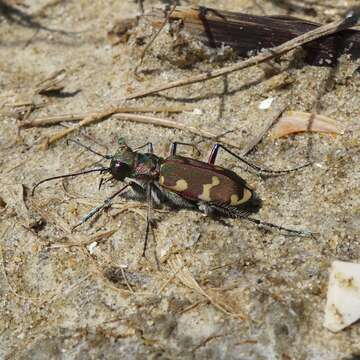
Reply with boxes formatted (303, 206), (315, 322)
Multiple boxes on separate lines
(168, 255), (247, 320)
(113, 113), (247, 150)
(41, 108), (118, 149)
(19, 106), (193, 128)
(193, 333), (227, 352)
(241, 104), (288, 156)
(137, 0), (144, 14)
(34, 69), (66, 94)
(49, 229), (117, 249)
(120, 267), (135, 293)
(135, 2), (177, 75)
(115, 113), (213, 139)
(35, 110), (245, 150)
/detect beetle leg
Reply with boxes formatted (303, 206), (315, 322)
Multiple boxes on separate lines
(198, 202), (215, 217)
(134, 142), (154, 153)
(170, 142), (201, 157)
(143, 182), (155, 257)
(72, 184), (130, 231)
(120, 181), (147, 202)
(208, 143), (311, 176)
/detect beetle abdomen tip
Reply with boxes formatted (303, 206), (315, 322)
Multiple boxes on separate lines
(240, 192), (262, 214)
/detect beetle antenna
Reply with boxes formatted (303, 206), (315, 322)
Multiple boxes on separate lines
(244, 216), (312, 236)
(98, 177), (105, 191)
(32, 167), (109, 195)
(67, 139), (112, 159)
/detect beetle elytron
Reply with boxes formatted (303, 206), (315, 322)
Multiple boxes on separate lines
(32, 138), (311, 255)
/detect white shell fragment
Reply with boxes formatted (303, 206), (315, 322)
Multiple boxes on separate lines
(192, 108), (203, 115)
(324, 261), (360, 332)
(258, 97), (274, 110)
(87, 241), (98, 254)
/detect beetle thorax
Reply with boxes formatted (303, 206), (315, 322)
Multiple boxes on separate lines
(134, 153), (162, 179)
(110, 144), (162, 181)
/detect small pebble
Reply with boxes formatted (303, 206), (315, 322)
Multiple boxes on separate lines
(258, 97), (274, 110)
(87, 241), (98, 254)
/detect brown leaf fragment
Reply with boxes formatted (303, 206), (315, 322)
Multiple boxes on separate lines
(0, 196), (6, 208)
(34, 69), (66, 95)
(270, 111), (343, 138)
(108, 17), (139, 45)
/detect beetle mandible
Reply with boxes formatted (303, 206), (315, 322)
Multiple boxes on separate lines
(32, 138), (312, 255)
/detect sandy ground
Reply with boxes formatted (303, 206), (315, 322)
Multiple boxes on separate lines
(1, 0), (360, 359)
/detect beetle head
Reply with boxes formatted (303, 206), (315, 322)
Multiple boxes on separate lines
(110, 138), (136, 181)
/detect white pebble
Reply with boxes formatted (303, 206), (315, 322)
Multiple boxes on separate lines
(258, 97), (274, 110)
(193, 108), (203, 115)
(87, 241), (98, 254)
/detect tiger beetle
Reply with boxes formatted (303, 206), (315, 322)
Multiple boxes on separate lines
(32, 138), (312, 256)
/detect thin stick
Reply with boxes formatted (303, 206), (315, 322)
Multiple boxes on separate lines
(113, 113), (244, 150)
(34, 69), (66, 94)
(19, 106), (193, 129)
(126, 10), (360, 99)
(38, 110), (245, 150)
(120, 267), (135, 293)
(241, 104), (287, 156)
(114, 113), (216, 138)
(41, 108), (116, 149)
(120, 266), (135, 294)
(50, 229), (117, 248)
(193, 333), (226, 352)
(137, 0), (144, 14)
(135, 2), (177, 75)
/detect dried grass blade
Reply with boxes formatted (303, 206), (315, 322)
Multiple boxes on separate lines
(270, 111), (343, 138)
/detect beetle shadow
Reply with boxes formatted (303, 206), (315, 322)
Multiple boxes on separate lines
(207, 215), (232, 227)
(0, 0), (79, 36)
(343, 352), (360, 360)
(216, 74), (229, 125)
(270, 0), (318, 16)
(40, 89), (82, 98)
(302, 35), (344, 162)
(151, 54), (304, 105)
(158, 0), (185, 5)
(152, 75), (264, 104)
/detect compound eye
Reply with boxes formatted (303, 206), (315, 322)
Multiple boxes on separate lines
(110, 160), (132, 180)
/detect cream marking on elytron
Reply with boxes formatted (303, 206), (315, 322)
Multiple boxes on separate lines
(160, 177), (189, 192)
(198, 176), (220, 201)
(230, 188), (252, 205)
